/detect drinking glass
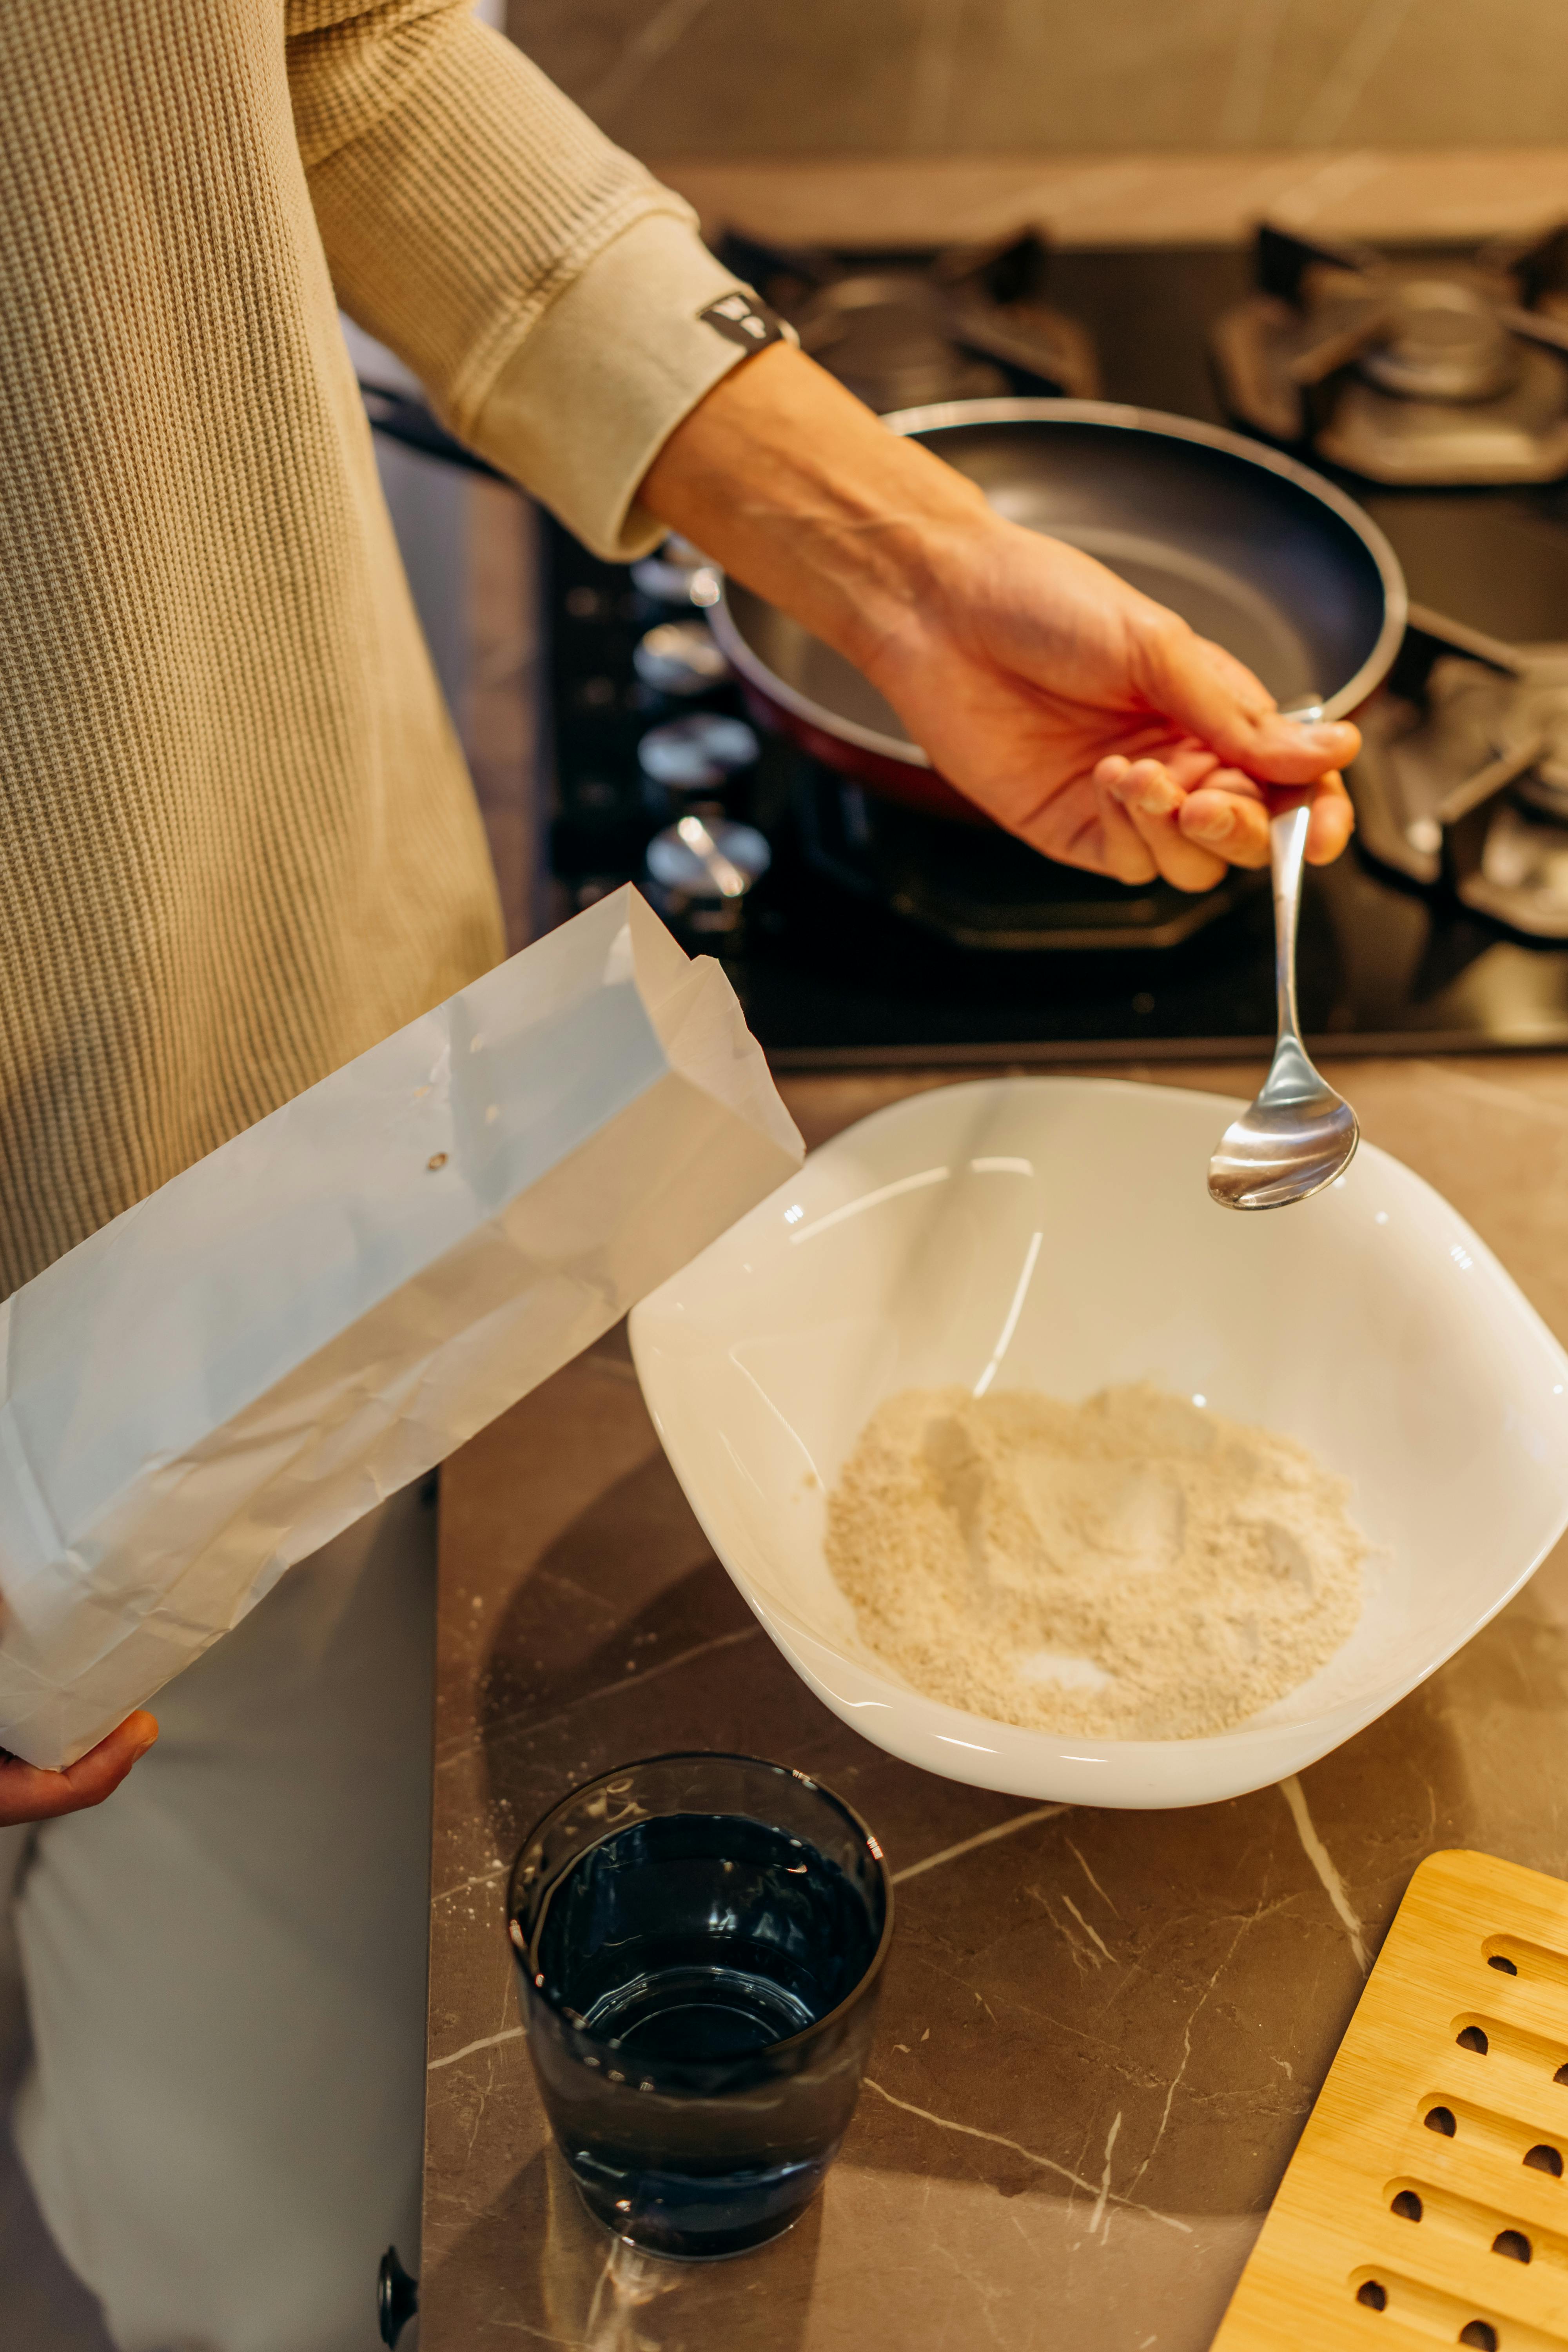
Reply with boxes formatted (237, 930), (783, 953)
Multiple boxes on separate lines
(507, 1751), (893, 2258)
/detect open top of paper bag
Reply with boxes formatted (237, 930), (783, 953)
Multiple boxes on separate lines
(0, 888), (802, 1766)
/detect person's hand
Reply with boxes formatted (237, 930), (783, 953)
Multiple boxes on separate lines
(857, 519), (1358, 892)
(641, 343), (1361, 892)
(0, 1712), (158, 1827)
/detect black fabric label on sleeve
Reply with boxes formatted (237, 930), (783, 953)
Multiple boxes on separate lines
(699, 290), (790, 353)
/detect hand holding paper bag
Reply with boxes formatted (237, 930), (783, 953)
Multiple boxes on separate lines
(0, 1710), (160, 1823)
(0, 889), (803, 1768)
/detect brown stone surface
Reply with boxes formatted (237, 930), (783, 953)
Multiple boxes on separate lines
(651, 150), (1568, 253)
(421, 1056), (1568, 2349)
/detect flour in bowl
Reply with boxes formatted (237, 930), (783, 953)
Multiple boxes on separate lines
(824, 1382), (1367, 1739)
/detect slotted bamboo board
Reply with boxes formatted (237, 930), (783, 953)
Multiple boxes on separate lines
(1212, 1849), (1568, 2352)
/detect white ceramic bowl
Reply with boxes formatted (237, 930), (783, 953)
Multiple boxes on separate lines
(629, 1078), (1568, 1808)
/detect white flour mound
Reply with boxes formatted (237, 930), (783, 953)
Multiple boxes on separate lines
(824, 1382), (1367, 1740)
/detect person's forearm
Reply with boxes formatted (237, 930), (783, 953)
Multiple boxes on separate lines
(639, 334), (1358, 886)
(639, 343), (989, 677)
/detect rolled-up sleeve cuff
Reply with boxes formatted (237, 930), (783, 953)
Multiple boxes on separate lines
(466, 211), (777, 560)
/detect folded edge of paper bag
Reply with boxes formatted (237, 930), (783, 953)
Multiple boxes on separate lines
(0, 888), (803, 1766)
(622, 891), (802, 1169)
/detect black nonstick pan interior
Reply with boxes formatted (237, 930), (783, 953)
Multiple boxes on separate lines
(713, 399), (1406, 775)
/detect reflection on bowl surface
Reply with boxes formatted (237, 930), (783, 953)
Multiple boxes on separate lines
(629, 1080), (1568, 1809)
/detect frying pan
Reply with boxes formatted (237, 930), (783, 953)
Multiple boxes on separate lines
(708, 398), (1407, 826)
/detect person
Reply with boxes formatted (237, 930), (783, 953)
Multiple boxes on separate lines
(0, 4), (1361, 2347)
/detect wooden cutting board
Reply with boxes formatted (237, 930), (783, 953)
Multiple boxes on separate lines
(1212, 1849), (1568, 2351)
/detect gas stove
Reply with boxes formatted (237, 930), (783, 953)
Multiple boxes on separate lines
(500, 243), (1568, 1067)
(1212, 221), (1568, 486)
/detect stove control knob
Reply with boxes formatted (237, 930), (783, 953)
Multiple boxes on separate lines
(630, 535), (721, 608)
(638, 713), (759, 797)
(645, 814), (770, 936)
(378, 2247), (418, 2347)
(633, 619), (730, 697)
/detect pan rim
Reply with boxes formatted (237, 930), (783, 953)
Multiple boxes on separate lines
(708, 395), (1409, 773)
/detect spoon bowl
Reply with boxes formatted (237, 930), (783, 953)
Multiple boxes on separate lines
(1209, 745), (1359, 1210)
(1208, 1038), (1359, 1210)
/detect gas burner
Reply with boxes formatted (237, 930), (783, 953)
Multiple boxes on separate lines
(1350, 607), (1568, 936)
(1213, 222), (1568, 485)
(796, 767), (1251, 953)
(791, 273), (1009, 410)
(716, 228), (1099, 414)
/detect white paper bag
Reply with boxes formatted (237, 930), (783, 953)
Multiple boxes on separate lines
(0, 887), (803, 1767)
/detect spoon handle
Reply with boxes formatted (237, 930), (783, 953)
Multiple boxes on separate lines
(1271, 798), (1311, 1051)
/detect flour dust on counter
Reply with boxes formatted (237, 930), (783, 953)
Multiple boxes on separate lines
(825, 1383), (1368, 1739)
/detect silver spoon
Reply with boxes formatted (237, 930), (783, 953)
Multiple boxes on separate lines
(1208, 722), (1358, 1211)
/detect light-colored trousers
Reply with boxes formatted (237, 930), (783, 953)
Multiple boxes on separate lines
(0, 1483), (435, 2352)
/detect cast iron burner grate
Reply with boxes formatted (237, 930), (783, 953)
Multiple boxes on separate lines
(1212, 221), (1568, 485)
(714, 227), (1100, 414)
(1352, 604), (1568, 937)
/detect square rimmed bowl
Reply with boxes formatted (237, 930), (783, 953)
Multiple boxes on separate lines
(628, 1078), (1568, 1808)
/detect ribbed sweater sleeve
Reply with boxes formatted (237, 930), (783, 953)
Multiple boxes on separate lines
(288, 1), (755, 555)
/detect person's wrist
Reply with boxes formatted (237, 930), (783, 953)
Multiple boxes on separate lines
(639, 342), (992, 671)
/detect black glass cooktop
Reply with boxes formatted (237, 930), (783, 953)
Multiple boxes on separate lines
(543, 244), (1568, 1067)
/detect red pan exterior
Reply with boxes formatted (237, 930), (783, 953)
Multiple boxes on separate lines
(732, 681), (991, 826)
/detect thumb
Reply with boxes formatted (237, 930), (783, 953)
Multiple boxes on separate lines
(0, 1710), (159, 1827)
(1141, 621), (1361, 786)
(57, 1710), (159, 1806)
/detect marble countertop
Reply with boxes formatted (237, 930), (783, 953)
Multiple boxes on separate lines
(419, 1056), (1568, 2352)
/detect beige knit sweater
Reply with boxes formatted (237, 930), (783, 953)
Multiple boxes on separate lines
(0, 0), (755, 1295)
